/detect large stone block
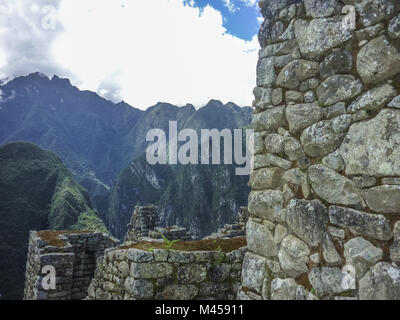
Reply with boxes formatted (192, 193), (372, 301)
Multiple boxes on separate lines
(362, 186), (400, 214)
(357, 35), (400, 84)
(329, 206), (392, 241)
(359, 262), (400, 300)
(286, 199), (328, 248)
(246, 220), (278, 258)
(339, 109), (400, 177)
(241, 252), (267, 293)
(278, 235), (310, 278)
(301, 115), (352, 158)
(308, 165), (364, 207)
(294, 18), (353, 58)
(248, 190), (284, 221)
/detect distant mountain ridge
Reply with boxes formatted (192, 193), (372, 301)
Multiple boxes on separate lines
(0, 72), (252, 239)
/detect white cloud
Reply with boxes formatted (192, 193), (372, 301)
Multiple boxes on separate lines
(1, 0), (259, 109)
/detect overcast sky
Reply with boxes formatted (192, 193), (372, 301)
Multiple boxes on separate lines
(0, 0), (261, 109)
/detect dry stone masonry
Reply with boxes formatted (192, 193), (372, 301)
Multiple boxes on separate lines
(125, 206), (198, 242)
(242, 0), (400, 300)
(24, 231), (118, 300)
(87, 241), (246, 300)
(204, 207), (250, 240)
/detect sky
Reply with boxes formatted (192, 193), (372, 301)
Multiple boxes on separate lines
(0, 0), (262, 109)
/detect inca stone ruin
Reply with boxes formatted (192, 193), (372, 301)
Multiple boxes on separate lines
(23, 0), (400, 300)
(241, 0), (400, 300)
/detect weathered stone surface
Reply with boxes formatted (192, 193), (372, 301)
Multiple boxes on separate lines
(252, 106), (286, 132)
(347, 84), (397, 113)
(264, 133), (284, 154)
(320, 50), (352, 79)
(253, 87), (272, 110)
(321, 151), (345, 172)
(325, 102), (346, 119)
(357, 36), (400, 84)
(308, 267), (352, 297)
(355, 23), (384, 42)
(323, 235), (342, 265)
(352, 176), (377, 189)
(304, 0), (337, 18)
(177, 264), (207, 284)
(389, 14), (400, 39)
(276, 59), (320, 89)
(286, 199), (328, 248)
(344, 237), (383, 279)
(259, 40), (298, 59)
(355, 0), (399, 27)
(283, 137), (305, 160)
(127, 249), (154, 262)
(301, 115), (352, 158)
(328, 226), (345, 240)
(308, 165), (364, 207)
(160, 284), (198, 300)
(256, 57), (276, 87)
(390, 240), (400, 262)
(295, 18), (353, 58)
(285, 90), (304, 103)
(124, 278), (154, 299)
(329, 206), (393, 241)
(304, 90), (316, 103)
(278, 235), (310, 278)
(274, 224), (287, 244)
(254, 132), (265, 155)
(316, 75), (363, 106)
(249, 167), (284, 190)
(339, 109), (400, 177)
(362, 186), (400, 214)
(246, 220), (277, 258)
(265, 154), (292, 170)
(359, 262), (400, 300)
(388, 96), (400, 109)
(296, 285), (318, 300)
(207, 264), (231, 283)
(270, 278), (297, 300)
(248, 190), (284, 221)
(130, 262), (173, 279)
(299, 78), (319, 92)
(286, 102), (324, 133)
(382, 178), (400, 185)
(242, 252), (267, 293)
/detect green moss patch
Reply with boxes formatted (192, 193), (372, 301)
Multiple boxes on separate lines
(37, 230), (93, 247)
(120, 237), (247, 252)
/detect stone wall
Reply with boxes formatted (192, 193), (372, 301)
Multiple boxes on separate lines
(87, 242), (246, 300)
(24, 231), (118, 300)
(125, 205), (197, 242)
(241, 0), (400, 300)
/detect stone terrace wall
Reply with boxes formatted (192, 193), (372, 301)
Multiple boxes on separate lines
(241, 0), (400, 300)
(87, 244), (246, 300)
(24, 231), (118, 300)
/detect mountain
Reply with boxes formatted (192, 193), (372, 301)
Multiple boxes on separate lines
(0, 142), (107, 300)
(0, 73), (252, 240)
(0, 73), (142, 208)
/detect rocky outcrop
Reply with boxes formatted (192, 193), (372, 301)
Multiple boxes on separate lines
(244, 0), (400, 300)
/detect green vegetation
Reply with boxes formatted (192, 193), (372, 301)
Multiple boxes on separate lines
(161, 235), (180, 250)
(0, 142), (108, 299)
